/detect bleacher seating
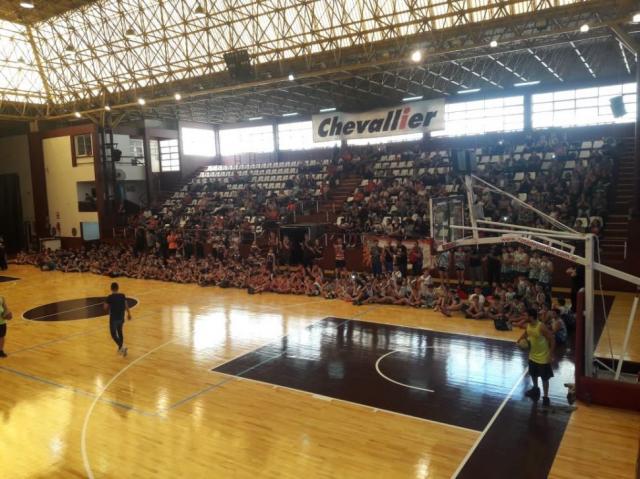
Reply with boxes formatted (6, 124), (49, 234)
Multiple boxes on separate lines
(155, 159), (334, 234)
(339, 137), (615, 238)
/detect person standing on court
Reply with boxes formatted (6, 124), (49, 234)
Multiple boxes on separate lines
(0, 296), (13, 358)
(519, 308), (555, 407)
(103, 282), (132, 357)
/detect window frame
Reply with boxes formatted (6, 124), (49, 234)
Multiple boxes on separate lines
(73, 133), (94, 161)
(159, 138), (180, 172)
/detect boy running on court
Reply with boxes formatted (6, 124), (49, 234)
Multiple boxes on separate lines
(104, 282), (132, 357)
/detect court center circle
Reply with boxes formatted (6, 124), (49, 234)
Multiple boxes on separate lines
(23, 297), (138, 321)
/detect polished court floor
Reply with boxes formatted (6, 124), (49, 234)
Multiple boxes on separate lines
(0, 266), (638, 478)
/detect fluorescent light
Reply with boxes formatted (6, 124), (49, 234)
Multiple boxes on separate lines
(74, 112), (81, 118)
(633, 13), (640, 23)
(174, 93), (182, 101)
(288, 73), (295, 81)
(514, 80), (541, 87)
(580, 24), (589, 33)
(402, 95), (423, 102)
(248, 116), (263, 121)
(137, 98), (146, 106)
(104, 105), (111, 111)
(490, 40), (498, 48)
(410, 50), (422, 63)
(19, 2), (34, 9)
(282, 112), (298, 117)
(457, 88), (481, 94)
(320, 107), (336, 112)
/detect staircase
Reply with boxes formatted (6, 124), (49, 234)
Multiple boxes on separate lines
(295, 174), (362, 224)
(600, 139), (635, 264)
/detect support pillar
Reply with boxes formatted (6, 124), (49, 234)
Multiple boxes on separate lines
(584, 234), (595, 376)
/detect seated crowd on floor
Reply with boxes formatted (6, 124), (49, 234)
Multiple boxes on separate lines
(14, 234), (571, 345)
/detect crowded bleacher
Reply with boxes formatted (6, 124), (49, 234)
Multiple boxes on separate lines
(340, 135), (615, 238)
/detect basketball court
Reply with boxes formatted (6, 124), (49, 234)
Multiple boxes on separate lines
(0, 0), (639, 477)
(1, 266), (638, 478)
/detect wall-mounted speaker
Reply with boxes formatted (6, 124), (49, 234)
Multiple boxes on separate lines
(610, 96), (626, 118)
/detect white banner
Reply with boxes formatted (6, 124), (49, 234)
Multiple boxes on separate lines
(312, 99), (445, 143)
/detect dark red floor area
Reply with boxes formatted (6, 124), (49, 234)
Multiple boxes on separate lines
(215, 318), (528, 430)
(214, 297), (613, 479)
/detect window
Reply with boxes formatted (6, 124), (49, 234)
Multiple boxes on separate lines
(74, 134), (93, 157)
(76, 181), (97, 212)
(278, 121), (340, 150)
(219, 125), (274, 155)
(532, 83), (637, 129)
(159, 139), (180, 172)
(149, 140), (160, 173)
(130, 138), (144, 160)
(432, 96), (524, 137)
(346, 132), (423, 146)
(181, 127), (216, 156)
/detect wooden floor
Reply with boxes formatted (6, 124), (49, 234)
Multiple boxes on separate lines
(0, 266), (638, 479)
(595, 291), (640, 364)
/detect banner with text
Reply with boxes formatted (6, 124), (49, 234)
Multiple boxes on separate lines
(312, 99), (445, 143)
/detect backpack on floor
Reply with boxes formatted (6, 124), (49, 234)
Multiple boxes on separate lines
(494, 317), (511, 331)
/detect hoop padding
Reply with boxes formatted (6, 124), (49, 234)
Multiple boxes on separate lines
(575, 291), (640, 411)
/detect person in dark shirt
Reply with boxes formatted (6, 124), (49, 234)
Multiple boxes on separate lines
(568, 265), (585, 314)
(103, 282), (132, 357)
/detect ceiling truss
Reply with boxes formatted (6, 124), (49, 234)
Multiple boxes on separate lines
(0, 0), (637, 124)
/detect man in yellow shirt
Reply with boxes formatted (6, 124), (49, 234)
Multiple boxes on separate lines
(519, 308), (555, 407)
(0, 296), (13, 358)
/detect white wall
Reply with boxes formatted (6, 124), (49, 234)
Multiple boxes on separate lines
(43, 136), (98, 237)
(123, 181), (147, 205)
(113, 133), (146, 180)
(0, 134), (35, 223)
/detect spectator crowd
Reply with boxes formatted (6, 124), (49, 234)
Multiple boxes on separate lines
(339, 134), (615, 239)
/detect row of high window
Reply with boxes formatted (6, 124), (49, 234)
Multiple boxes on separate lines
(158, 82), (637, 161)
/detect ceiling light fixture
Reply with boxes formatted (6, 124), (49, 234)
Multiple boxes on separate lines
(19, 2), (34, 9)
(632, 13), (640, 23)
(74, 112), (81, 118)
(248, 116), (263, 121)
(104, 105), (111, 111)
(137, 98), (146, 106)
(194, 4), (206, 17)
(410, 50), (422, 63)
(580, 24), (589, 33)
(514, 80), (541, 87)
(65, 44), (75, 53)
(125, 27), (137, 37)
(457, 88), (481, 94)
(282, 112), (298, 117)
(402, 95), (423, 102)
(174, 93), (182, 101)
(319, 107), (336, 112)
(489, 40), (498, 48)
(288, 73), (295, 81)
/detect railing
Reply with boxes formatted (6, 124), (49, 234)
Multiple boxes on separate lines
(599, 238), (627, 260)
